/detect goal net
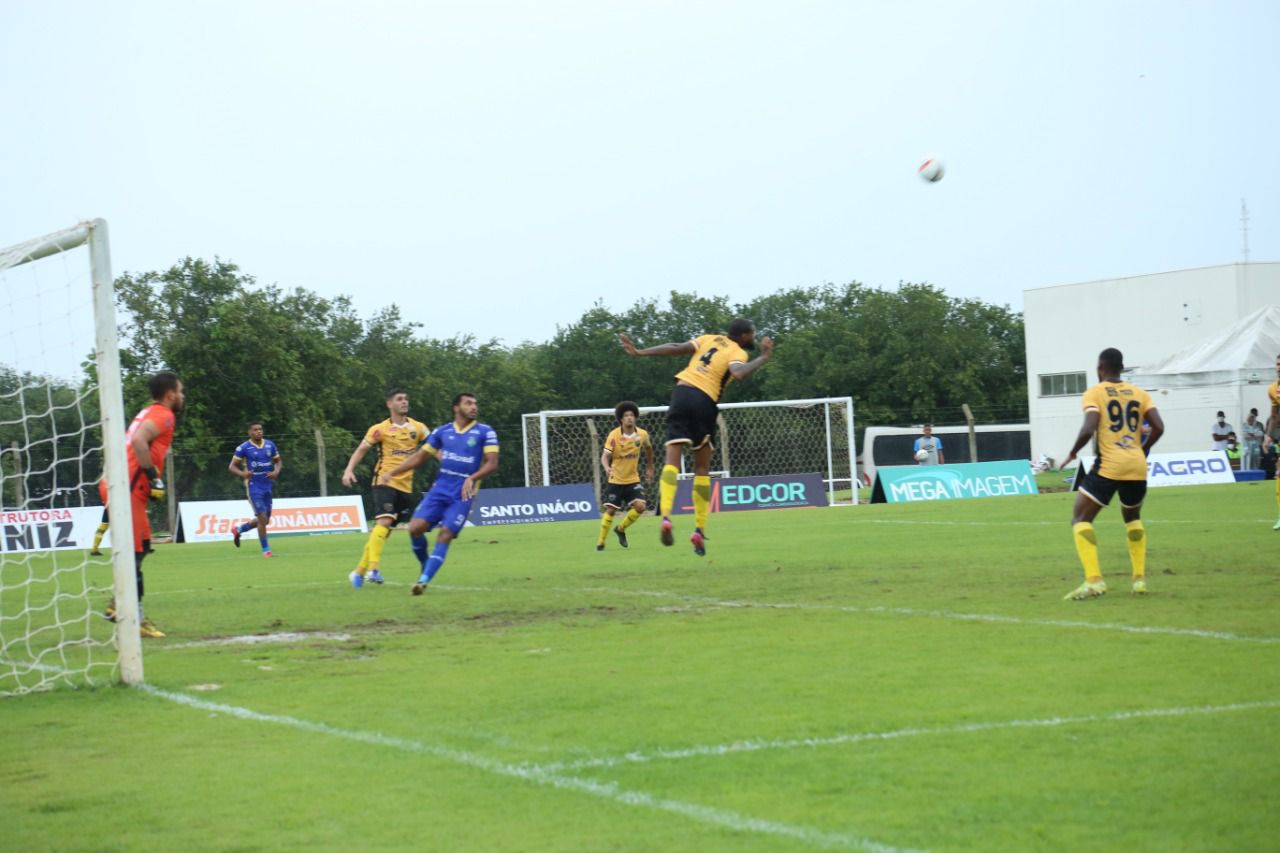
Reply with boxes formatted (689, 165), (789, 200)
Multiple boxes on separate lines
(0, 220), (142, 695)
(523, 397), (858, 505)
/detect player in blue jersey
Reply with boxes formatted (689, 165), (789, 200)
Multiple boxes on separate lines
(228, 421), (282, 557)
(378, 392), (499, 596)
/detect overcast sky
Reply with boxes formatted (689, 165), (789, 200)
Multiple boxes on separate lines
(3, 0), (1277, 378)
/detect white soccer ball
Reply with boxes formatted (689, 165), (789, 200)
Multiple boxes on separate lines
(914, 448), (931, 462)
(918, 157), (944, 183)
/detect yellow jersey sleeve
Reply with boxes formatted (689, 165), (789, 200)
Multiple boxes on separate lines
(674, 334), (750, 402)
(1269, 381), (1279, 408)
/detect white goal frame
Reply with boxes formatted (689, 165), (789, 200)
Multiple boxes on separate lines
(523, 396), (858, 505)
(0, 219), (142, 687)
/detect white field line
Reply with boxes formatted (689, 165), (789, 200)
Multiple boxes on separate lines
(531, 700), (1280, 774)
(573, 587), (1280, 645)
(148, 581), (489, 597)
(138, 685), (911, 853)
(156, 631), (353, 651)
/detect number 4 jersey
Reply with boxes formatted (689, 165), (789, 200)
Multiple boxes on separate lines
(1082, 380), (1156, 481)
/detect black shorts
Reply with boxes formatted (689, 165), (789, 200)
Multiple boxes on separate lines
(666, 384), (718, 450)
(1078, 470), (1147, 508)
(371, 485), (415, 524)
(603, 482), (646, 509)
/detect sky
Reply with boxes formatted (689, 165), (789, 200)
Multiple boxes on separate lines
(3, 0), (1278, 380)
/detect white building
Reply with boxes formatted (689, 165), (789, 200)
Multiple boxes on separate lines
(1024, 262), (1279, 461)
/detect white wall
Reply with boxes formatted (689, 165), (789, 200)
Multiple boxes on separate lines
(1025, 263), (1280, 459)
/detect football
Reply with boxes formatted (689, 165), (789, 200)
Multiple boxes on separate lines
(914, 448), (931, 462)
(918, 157), (944, 183)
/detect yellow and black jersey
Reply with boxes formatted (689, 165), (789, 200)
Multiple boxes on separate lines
(604, 427), (650, 485)
(362, 417), (430, 493)
(1082, 381), (1155, 481)
(1269, 380), (1279, 411)
(674, 334), (749, 403)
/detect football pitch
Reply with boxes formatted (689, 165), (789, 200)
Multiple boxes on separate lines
(3, 482), (1279, 851)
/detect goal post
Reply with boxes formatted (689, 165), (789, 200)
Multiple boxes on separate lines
(523, 396), (858, 505)
(0, 219), (142, 694)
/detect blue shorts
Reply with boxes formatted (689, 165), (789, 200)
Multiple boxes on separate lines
(248, 486), (273, 516)
(412, 486), (473, 536)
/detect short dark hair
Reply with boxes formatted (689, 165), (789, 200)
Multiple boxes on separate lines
(727, 318), (755, 341)
(923, 423), (933, 429)
(615, 400), (639, 423)
(247, 420), (263, 430)
(1098, 348), (1124, 372)
(385, 387), (407, 400)
(452, 392), (476, 408)
(148, 371), (181, 400)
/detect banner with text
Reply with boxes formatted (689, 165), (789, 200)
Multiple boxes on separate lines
(472, 484), (598, 526)
(1, 507), (111, 553)
(671, 473), (828, 513)
(179, 496), (367, 543)
(1073, 451), (1234, 489)
(871, 460), (1038, 504)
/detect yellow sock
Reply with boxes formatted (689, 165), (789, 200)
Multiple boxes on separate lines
(693, 475), (711, 532)
(598, 511), (615, 546)
(366, 524), (391, 569)
(356, 538), (371, 572)
(618, 507), (642, 531)
(1072, 521), (1102, 581)
(92, 522), (108, 551)
(659, 465), (679, 517)
(1125, 520), (1146, 579)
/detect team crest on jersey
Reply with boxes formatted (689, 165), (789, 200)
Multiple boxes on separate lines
(467, 436), (476, 447)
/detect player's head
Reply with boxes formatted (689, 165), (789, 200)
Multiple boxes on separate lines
(728, 318), (757, 351)
(615, 401), (639, 428)
(385, 387), (409, 416)
(922, 423), (933, 435)
(247, 421), (264, 440)
(1216, 410), (1226, 425)
(453, 392), (478, 422)
(149, 371), (184, 413)
(1097, 348), (1124, 379)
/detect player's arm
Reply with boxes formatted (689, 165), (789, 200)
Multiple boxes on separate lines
(619, 333), (696, 358)
(229, 453), (250, 480)
(269, 454), (282, 481)
(936, 438), (945, 465)
(341, 440), (374, 488)
(728, 337), (774, 381)
(1265, 401), (1279, 451)
(644, 436), (655, 482)
(1144, 408), (1165, 454)
(377, 445), (438, 486)
(130, 419), (166, 497)
(601, 446), (613, 481)
(1061, 409), (1101, 469)
(462, 448), (499, 501)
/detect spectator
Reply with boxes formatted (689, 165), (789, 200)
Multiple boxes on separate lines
(913, 424), (945, 465)
(1225, 432), (1241, 469)
(1211, 411), (1233, 451)
(1241, 408), (1265, 471)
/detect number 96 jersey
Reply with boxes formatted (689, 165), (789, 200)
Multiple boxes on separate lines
(1082, 380), (1156, 481)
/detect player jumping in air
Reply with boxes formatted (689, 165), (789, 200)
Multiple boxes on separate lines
(100, 371), (185, 638)
(379, 392), (499, 596)
(228, 421), (282, 557)
(597, 401), (655, 551)
(619, 318), (773, 556)
(1061, 348), (1165, 600)
(342, 388), (429, 588)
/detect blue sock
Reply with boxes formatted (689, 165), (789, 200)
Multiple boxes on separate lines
(260, 536), (270, 552)
(238, 522), (254, 534)
(411, 535), (429, 567)
(423, 541), (449, 582)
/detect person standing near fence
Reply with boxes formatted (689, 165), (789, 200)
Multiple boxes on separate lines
(913, 424), (945, 465)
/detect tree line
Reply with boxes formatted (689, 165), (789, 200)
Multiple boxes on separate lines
(2, 257), (1026, 507)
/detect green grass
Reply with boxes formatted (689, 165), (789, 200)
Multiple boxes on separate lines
(3, 481), (1279, 851)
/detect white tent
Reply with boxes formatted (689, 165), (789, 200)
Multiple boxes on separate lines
(1125, 305), (1280, 455)
(1127, 304), (1280, 388)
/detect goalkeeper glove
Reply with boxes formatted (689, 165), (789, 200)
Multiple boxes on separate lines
(149, 477), (166, 501)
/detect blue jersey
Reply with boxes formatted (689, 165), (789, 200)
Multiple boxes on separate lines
(233, 439), (281, 490)
(424, 420), (499, 495)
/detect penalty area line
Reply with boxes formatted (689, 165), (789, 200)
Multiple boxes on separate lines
(137, 684), (912, 853)
(532, 699), (1280, 773)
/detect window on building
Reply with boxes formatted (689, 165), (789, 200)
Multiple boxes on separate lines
(1038, 372), (1088, 397)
